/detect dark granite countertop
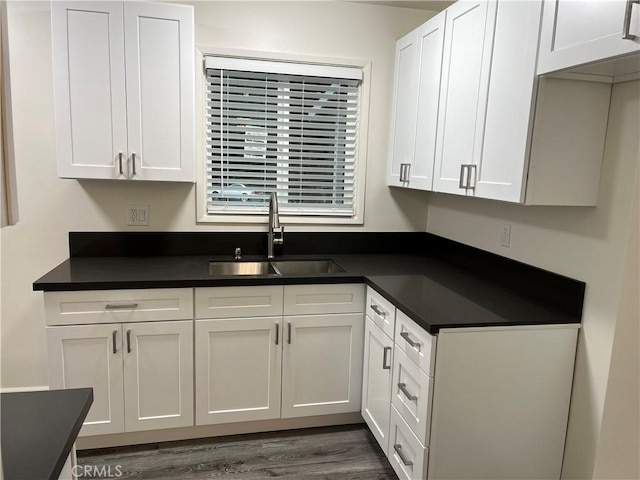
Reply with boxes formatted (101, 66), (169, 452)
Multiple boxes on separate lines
(1, 388), (93, 480)
(33, 252), (581, 333)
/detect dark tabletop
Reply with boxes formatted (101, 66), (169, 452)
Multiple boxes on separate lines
(1, 388), (93, 480)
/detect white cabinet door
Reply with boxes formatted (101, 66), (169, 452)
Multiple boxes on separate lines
(123, 320), (193, 432)
(195, 317), (282, 425)
(432, 0), (497, 195)
(474, 0), (542, 203)
(411, 11), (446, 191)
(361, 317), (394, 452)
(282, 313), (364, 418)
(124, 2), (195, 182)
(387, 30), (418, 188)
(51, 1), (128, 180)
(537, 0), (640, 75)
(51, 1), (195, 182)
(46, 324), (125, 436)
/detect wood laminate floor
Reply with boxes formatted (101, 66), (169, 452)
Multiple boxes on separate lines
(77, 425), (398, 479)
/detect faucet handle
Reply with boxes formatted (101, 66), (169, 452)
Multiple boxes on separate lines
(234, 247), (242, 260)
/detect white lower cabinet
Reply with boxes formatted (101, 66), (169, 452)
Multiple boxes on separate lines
(282, 313), (364, 418)
(195, 317), (282, 425)
(47, 324), (125, 436)
(194, 284), (365, 425)
(361, 317), (394, 452)
(389, 406), (429, 480)
(47, 320), (193, 436)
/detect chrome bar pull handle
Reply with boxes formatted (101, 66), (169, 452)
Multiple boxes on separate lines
(459, 164), (467, 189)
(371, 304), (387, 319)
(382, 347), (392, 370)
(275, 323), (280, 346)
(400, 331), (421, 350)
(112, 330), (118, 354)
(131, 153), (137, 176)
(467, 164), (476, 189)
(126, 329), (132, 353)
(105, 303), (138, 310)
(393, 444), (413, 467)
(398, 382), (418, 401)
(118, 152), (124, 175)
(623, 0), (639, 40)
(287, 322), (292, 344)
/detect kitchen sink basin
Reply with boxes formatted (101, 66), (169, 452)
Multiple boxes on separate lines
(270, 259), (345, 275)
(209, 261), (276, 276)
(208, 259), (345, 276)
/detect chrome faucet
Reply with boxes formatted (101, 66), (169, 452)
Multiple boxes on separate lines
(267, 192), (284, 259)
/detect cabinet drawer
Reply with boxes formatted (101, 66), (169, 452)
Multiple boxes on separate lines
(44, 288), (194, 326)
(389, 405), (429, 480)
(284, 283), (364, 315)
(391, 347), (434, 447)
(195, 286), (283, 319)
(395, 310), (437, 376)
(366, 286), (396, 339)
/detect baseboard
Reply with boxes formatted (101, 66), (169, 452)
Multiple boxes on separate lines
(76, 412), (365, 450)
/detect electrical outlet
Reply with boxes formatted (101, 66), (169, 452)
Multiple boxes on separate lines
(127, 204), (150, 226)
(500, 223), (511, 248)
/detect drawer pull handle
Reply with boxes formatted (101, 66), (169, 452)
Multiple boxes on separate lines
(105, 303), (138, 310)
(126, 329), (132, 353)
(400, 331), (421, 350)
(393, 444), (413, 467)
(275, 322), (279, 346)
(623, 0), (639, 40)
(398, 382), (418, 401)
(371, 304), (387, 318)
(287, 322), (292, 345)
(112, 330), (118, 354)
(382, 347), (392, 370)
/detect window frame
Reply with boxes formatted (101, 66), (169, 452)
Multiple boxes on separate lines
(196, 47), (371, 225)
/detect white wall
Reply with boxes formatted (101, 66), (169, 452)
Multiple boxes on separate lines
(592, 168), (639, 479)
(425, 80), (640, 478)
(0, 1), (431, 387)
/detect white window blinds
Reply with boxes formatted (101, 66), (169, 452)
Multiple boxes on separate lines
(204, 56), (362, 217)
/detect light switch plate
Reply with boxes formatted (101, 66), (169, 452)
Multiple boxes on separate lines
(500, 223), (511, 248)
(127, 204), (150, 226)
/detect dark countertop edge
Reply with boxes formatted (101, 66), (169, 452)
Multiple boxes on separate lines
(32, 273), (366, 291)
(1, 388), (93, 480)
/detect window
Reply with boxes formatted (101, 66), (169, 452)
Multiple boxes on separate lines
(203, 56), (363, 219)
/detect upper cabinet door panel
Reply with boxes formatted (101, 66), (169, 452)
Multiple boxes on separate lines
(52, 2), (127, 179)
(537, 0), (640, 74)
(432, 0), (496, 195)
(387, 30), (418, 187)
(474, 0), (542, 203)
(124, 2), (195, 182)
(411, 12), (446, 191)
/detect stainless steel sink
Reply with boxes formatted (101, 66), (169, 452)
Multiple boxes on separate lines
(271, 259), (345, 275)
(209, 261), (276, 276)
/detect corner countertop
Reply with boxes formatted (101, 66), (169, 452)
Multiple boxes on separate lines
(33, 253), (581, 334)
(1, 388), (93, 480)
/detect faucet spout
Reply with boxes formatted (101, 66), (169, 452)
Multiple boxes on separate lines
(267, 192), (284, 259)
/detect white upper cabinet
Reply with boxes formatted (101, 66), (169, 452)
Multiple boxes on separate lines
(390, 0), (612, 206)
(432, 1), (496, 195)
(387, 30), (419, 188)
(388, 11), (445, 191)
(537, 0), (640, 76)
(52, 1), (195, 182)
